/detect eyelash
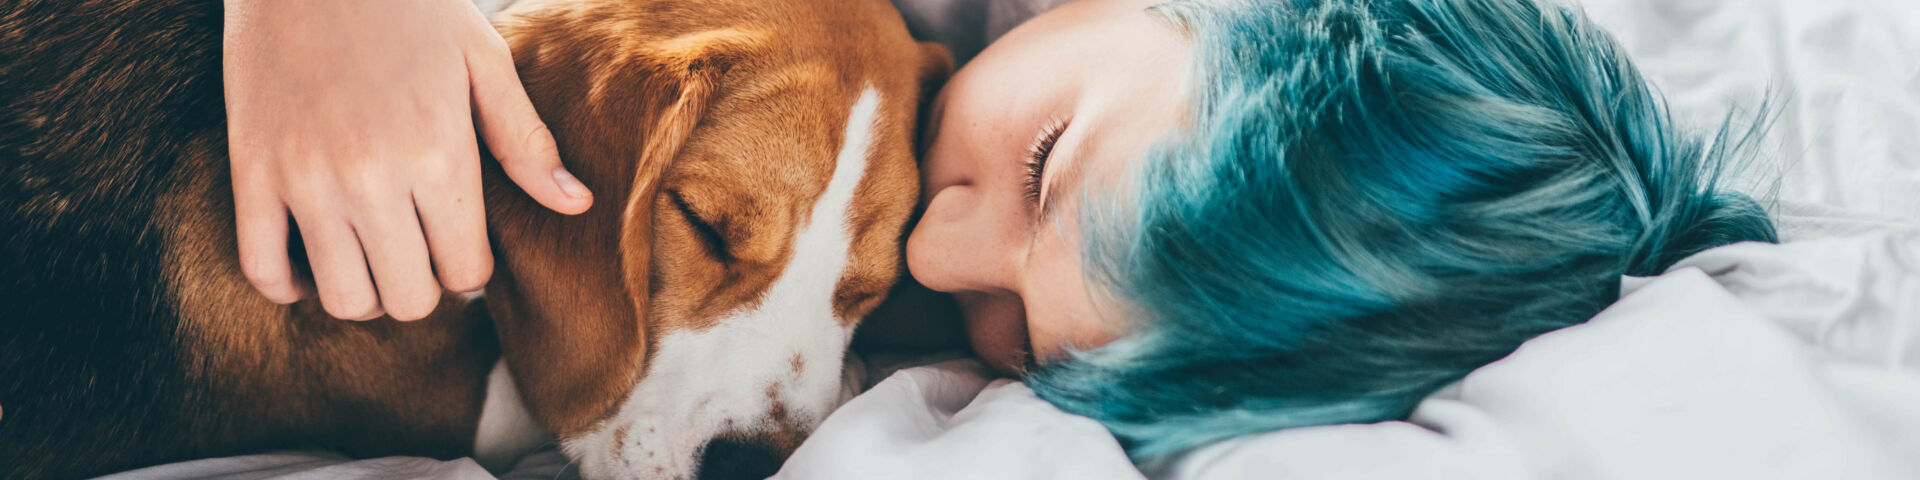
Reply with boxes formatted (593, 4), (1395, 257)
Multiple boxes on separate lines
(1023, 118), (1067, 205)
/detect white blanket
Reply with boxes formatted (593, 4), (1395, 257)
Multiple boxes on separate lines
(779, 234), (1920, 479)
(1580, 0), (1920, 219)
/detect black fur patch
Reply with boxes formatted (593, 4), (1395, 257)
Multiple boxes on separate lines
(1, 0), (226, 477)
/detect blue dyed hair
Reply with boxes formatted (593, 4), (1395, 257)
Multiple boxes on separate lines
(1026, 0), (1777, 460)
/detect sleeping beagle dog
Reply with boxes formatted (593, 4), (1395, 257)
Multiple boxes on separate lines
(0, 0), (949, 478)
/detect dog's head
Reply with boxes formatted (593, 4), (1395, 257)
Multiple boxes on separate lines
(481, 0), (950, 478)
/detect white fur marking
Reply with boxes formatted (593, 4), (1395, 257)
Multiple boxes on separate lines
(474, 359), (554, 473)
(566, 88), (882, 479)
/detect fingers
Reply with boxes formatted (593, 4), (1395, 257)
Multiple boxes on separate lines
(414, 150), (494, 295)
(296, 217), (385, 321)
(234, 179), (312, 304)
(223, 0), (533, 322)
(359, 200), (444, 322)
(466, 33), (594, 215)
(271, 174), (467, 322)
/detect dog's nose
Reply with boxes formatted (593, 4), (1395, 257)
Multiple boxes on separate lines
(696, 437), (785, 480)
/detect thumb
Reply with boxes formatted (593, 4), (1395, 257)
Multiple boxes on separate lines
(469, 36), (593, 215)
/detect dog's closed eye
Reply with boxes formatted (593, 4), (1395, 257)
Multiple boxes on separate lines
(667, 189), (733, 263)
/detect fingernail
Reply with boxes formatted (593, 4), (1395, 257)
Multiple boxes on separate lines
(554, 169), (591, 199)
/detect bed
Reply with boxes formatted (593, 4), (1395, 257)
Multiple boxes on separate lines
(96, 0), (1920, 478)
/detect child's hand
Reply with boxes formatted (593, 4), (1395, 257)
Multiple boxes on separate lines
(222, 0), (592, 321)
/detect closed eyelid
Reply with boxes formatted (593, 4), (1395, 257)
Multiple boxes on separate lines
(1025, 118), (1068, 208)
(1022, 121), (1087, 265)
(668, 189), (734, 262)
(1037, 123), (1091, 224)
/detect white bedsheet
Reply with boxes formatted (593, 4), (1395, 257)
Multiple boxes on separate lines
(1580, 0), (1920, 216)
(781, 233), (1920, 479)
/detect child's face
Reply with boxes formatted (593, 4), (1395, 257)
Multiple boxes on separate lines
(907, 0), (1191, 375)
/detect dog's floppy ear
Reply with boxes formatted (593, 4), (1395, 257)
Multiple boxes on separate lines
(618, 64), (719, 337)
(915, 42), (955, 95)
(482, 10), (735, 435)
(911, 42), (954, 158)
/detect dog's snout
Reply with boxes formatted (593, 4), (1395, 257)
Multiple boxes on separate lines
(696, 437), (786, 480)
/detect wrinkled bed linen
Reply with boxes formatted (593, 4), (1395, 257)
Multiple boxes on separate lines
(780, 233), (1920, 480)
(1581, 0), (1920, 218)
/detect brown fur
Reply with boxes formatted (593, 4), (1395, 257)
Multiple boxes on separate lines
(161, 134), (498, 458)
(0, 0), (946, 477)
(3, 2), (499, 476)
(483, 0), (950, 441)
